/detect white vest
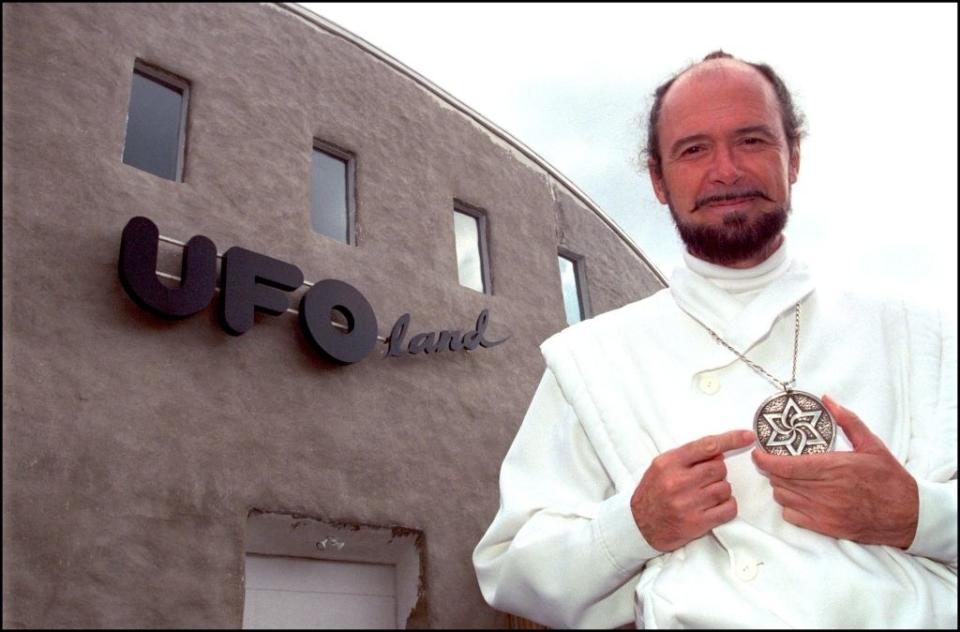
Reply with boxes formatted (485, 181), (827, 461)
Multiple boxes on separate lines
(473, 254), (957, 628)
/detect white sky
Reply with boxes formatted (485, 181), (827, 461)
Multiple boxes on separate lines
(299, 2), (958, 315)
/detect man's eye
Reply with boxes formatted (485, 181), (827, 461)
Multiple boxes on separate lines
(680, 145), (703, 157)
(743, 137), (764, 145)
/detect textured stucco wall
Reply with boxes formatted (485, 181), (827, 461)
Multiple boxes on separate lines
(2, 3), (665, 628)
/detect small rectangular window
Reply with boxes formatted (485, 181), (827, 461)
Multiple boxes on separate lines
(453, 204), (490, 293)
(311, 141), (354, 244)
(122, 61), (188, 181)
(558, 252), (590, 325)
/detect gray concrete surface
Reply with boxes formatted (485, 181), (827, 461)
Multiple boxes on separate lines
(2, 3), (664, 627)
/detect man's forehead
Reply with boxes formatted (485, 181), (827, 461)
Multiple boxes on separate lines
(660, 59), (779, 125)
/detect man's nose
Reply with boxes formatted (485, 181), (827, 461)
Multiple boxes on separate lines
(708, 144), (742, 184)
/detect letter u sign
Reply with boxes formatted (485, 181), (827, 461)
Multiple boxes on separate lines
(119, 216), (218, 318)
(118, 216), (378, 365)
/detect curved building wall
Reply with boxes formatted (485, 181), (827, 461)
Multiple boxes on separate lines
(2, 3), (665, 628)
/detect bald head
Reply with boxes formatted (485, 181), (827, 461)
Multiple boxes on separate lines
(667, 58), (776, 109)
(672, 56), (764, 87)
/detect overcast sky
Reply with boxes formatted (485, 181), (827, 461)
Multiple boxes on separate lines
(299, 2), (957, 315)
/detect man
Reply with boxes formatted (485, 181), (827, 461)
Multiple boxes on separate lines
(472, 51), (956, 628)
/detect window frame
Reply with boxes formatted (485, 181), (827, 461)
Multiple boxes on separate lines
(124, 59), (191, 182)
(311, 139), (357, 246)
(453, 200), (492, 294)
(558, 248), (592, 324)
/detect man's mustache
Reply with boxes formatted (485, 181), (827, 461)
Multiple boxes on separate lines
(692, 189), (772, 212)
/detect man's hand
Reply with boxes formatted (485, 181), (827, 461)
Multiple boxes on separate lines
(631, 429), (755, 552)
(752, 394), (919, 549)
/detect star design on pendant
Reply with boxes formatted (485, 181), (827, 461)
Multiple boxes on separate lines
(763, 395), (827, 456)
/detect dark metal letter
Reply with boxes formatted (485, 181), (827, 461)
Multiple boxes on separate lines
(118, 216), (217, 318)
(477, 309), (510, 348)
(299, 279), (378, 365)
(446, 331), (465, 352)
(220, 247), (303, 335)
(435, 330), (459, 353)
(462, 309), (510, 351)
(385, 314), (410, 358)
(407, 332), (436, 355)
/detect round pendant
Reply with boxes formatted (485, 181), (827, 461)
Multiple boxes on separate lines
(753, 389), (835, 456)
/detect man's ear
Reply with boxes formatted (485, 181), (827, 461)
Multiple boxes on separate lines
(648, 160), (668, 204)
(788, 143), (800, 184)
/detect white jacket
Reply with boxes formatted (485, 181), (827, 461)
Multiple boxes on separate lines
(473, 251), (957, 628)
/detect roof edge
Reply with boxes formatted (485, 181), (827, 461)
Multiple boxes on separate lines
(276, 2), (668, 287)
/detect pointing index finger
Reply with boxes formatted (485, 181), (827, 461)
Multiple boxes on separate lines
(676, 430), (756, 465)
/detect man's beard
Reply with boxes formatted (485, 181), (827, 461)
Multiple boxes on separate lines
(668, 199), (790, 266)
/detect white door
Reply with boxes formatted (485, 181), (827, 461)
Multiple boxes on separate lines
(243, 554), (397, 629)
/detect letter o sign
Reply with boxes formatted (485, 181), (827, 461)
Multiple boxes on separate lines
(299, 279), (378, 365)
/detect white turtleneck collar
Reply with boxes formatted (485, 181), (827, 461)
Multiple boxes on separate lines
(682, 237), (792, 298)
(669, 235), (816, 354)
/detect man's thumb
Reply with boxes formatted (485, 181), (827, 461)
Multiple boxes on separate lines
(823, 394), (875, 452)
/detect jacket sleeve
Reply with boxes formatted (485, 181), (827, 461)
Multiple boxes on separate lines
(904, 306), (957, 569)
(472, 368), (661, 629)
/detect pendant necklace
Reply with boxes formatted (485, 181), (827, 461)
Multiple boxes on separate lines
(691, 302), (835, 456)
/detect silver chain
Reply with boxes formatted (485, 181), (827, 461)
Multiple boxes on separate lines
(696, 303), (801, 393)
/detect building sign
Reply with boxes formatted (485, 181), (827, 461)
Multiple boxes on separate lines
(118, 217), (508, 364)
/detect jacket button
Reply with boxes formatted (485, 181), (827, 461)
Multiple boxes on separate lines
(698, 373), (720, 394)
(736, 560), (760, 581)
